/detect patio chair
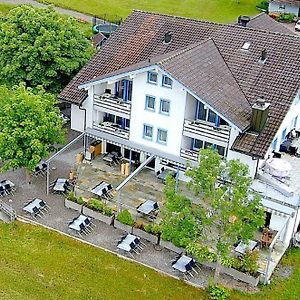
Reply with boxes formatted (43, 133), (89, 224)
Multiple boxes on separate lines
(79, 223), (88, 235)
(0, 186), (5, 197)
(39, 200), (49, 212)
(4, 184), (13, 196)
(32, 206), (44, 218)
(84, 218), (95, 231)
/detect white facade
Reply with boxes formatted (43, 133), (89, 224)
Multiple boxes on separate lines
(269, 1), (300, 16)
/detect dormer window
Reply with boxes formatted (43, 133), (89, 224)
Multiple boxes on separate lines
(147, 71), (158, 84)
(162, 75), (172, 88)
(242, 42), (251, 50)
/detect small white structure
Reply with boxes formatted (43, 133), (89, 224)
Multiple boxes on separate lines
(269, 0), (300, 17)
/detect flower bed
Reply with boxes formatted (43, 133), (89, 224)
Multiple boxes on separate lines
(82, 206), (113, 225)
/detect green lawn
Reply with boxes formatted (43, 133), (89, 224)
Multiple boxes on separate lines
(0, 221), (299, 299)
(39, 0), (260, 23)
(0, 222), (206, 300)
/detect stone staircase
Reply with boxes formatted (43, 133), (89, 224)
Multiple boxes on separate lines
(0, 200), (16, 223)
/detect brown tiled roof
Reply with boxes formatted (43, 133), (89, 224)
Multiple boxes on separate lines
(157, 40), (251, 130)
(92, 32), (106, 47)
(59, 10), (300, 158)
(246, 13), (295, 35)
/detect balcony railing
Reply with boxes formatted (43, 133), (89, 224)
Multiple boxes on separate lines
(94, 93), (131, 118)
(183, 119), (230, 145)
(180, 148), (199, 161)
(93, 121), (130, 140)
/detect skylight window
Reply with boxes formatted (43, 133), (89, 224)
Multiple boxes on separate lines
(242, 42), (251, 50)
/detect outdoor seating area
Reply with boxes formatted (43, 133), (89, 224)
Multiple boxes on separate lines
(137, 200), (159, 220)
(279, 128), (300, 156)
(68, 214), (95, 237)
(117, 233), (145, 257)
(32, 161), (47, 177)
(156, 167), (176, 183)
(172, 255), (200, 280)
(103, 151), (122, 166)
(50, 178), (73, 195)
(23, 198), (49, 218)
(91, 181), (114, 200)
(0, 179), (15, 197)
(234, 240), (258, 255)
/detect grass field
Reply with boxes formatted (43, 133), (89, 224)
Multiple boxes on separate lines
(0, 222), (299, 299)
(0, 222), (206, 300)
(38, 0), (261, 23)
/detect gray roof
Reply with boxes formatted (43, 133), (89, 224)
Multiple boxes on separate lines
(59, 10), (300, 157)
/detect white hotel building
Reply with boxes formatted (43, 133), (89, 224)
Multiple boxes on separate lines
(60, 11), (300, 272)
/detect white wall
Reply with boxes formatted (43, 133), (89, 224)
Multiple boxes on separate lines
(129, 70), (187, 156)
(71, 104), (85, 132)
(269, 2), (299, 16)
(268, 90), (300, 154)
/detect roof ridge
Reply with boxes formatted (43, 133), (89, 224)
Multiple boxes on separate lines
(209, 39), (252, 113)
(158, 38), (212, 64)
(131, 9), (300, 40)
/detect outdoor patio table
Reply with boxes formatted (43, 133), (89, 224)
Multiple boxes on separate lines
(157, 169), (176, 182)
(53, 178), (68, 192)
(172, 255), (195, 273)
(23, 198), (44, 214)
(69, 215), (91, 232)
(117, 234), (140, 252)
(234, 240), (257, 255)
(91, 181), (110, 197)
(0, 179), (15, 187)
(137, 200), (158, 215)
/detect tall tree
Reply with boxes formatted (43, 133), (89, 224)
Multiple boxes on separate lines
(186, 148), (265, 282)
(0, 84), (65, 181)
(0, 5), (94, 93)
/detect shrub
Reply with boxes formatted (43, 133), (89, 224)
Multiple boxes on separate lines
(67, 191), (77, 202)
(186, 243), (217, 263)
(277, 13), (296, 23)
(207, 282), (229, 300)
(87, 198), (104, 213)
(103, 206), (113, 217)
(144, 223), (161, 235)
(256, 1), (269, 12)
(135, 220), (146, 230)
(232, 250), (259, 277)
(77, 196), (85, 205)
(117, 209), (135, 226)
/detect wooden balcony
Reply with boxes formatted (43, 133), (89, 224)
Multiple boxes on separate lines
(180, 148), (199, 162)
(94, 93), (131, 118)
(183, 119), (230, 145)
(93, 121), (129, 140)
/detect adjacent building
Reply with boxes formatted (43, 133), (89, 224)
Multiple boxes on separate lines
(269, 0), (300, 17)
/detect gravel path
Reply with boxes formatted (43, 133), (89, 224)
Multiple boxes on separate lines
(0, 0), (102, 23)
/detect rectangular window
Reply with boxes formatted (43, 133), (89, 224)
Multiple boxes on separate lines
(204, 141), (213, 149)
(160, 99), (170, 115)
(162, 75), (172, 88)
(145, 95), (156, 111)
(157, 129), (168, 144)
(143, 124), (153, 140)
(196, 102), (207, 121)
(192, 139), (203, 150)
(272, 138), (278, 151)
(147, 72), (158, 84)
(125, 119), (130, 129)
(207, 110), (217, 123)
(104, 113), (115, 123)
(293, 116), (298, 128)
(216, 145), (225, 157)
(281, 128), (287, 142)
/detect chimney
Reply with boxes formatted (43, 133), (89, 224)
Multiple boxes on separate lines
(259, 49), (267, 63)
(251, 98), (270, 132)
(238, 15), (251, 27)
(163, 32), (172, 44)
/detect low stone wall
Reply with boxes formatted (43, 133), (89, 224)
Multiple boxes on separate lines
(132, 227), (159, 244)
(160, 240), (184, 254)
(114, 220), (133, 233)
(202, 262), (259, 286)
(64, 198), (82, 212)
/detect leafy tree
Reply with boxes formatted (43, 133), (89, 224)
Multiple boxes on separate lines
(0, 84), (65, 181)
(160, 175), (200, 248)
(0, 5), (94, 93)
(186, 148), (265, 282)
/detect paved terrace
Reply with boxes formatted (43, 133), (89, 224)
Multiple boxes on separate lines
(0, 144), (254, 291)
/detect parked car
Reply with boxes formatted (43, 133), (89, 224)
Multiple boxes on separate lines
(295, 20), (300, 31)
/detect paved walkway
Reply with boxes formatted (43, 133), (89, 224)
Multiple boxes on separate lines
(0, 0), (102, 23)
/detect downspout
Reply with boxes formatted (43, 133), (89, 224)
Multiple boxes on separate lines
(79, 97), (87, 154)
